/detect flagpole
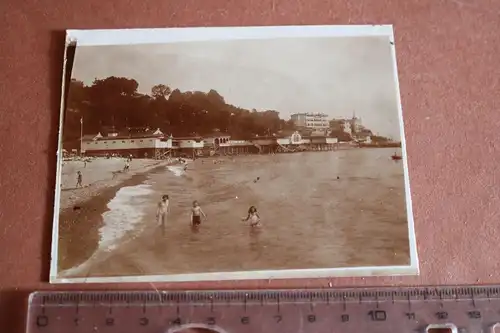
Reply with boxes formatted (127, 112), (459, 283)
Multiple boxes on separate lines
(80, 116), (83, 156)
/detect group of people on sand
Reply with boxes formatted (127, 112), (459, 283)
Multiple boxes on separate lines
(155, 195), (261, 231)
(73, 155), (133, 188)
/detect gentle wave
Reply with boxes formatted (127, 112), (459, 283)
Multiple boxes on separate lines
(167, 165), (186, 177)
(99, 184), (154, 251)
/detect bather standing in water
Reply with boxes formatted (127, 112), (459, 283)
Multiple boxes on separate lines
(156, 195), (169, 231)
(190, 200), (207, 227)
(242, 206), (261, 227)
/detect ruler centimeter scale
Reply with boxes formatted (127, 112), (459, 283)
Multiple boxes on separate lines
(26, 286), (500, 333)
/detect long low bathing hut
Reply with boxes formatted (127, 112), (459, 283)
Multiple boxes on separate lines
(76, 129), (339, 159)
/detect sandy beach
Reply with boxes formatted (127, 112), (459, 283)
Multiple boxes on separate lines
(56, 157), (178, 271)
(59, 158), (172, 211)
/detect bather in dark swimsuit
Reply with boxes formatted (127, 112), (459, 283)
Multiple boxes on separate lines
(192, 215), (201, 226)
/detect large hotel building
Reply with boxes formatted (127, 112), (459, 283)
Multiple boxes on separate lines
(290, 112), (330, 130)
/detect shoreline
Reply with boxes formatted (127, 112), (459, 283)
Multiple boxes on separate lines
(59, 159), (173, 211)
(55, 149), (409, 279)
(56, 161), (171, 272)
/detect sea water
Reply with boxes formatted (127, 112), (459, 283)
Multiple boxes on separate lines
(127, 148), (410, 273)
(63, 148), (411, 276)
(167, 165), (186, 177)
(98, 184), (155, 251)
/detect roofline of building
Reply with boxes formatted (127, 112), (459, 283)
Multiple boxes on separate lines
(82, 132), (338, 141)
(172, 137), (204, 140)
(290, 112), (329, 117)
(83, 135), (165, 141)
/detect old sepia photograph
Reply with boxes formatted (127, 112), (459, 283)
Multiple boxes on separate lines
(50, 25), (418, 283)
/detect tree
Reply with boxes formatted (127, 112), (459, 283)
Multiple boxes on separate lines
(371, 135), (390, 143)
(66, 79), (88, 111)
(91, 76), (139, 97)
(168, 88), (183, 102)
(283, 119), (296, 131)
(63, 79), (89, 144)
(329, 119), (344, 131)
(330, 130), (353, 142)
(207, 89), (225, 106)
(86, 77), (140, 131)
(62, 75), (378, 145)
(151, 84), (172, 99)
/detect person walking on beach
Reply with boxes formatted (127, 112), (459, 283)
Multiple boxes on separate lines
(242, 206), (261, 227)
(156, 195), (169, 229)
(123, 160), (130, 172)
(76, 171), (83, 188)
(190, 200), (207, 227)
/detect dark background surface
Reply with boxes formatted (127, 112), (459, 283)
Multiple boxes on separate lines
(1, 0), (500, 331)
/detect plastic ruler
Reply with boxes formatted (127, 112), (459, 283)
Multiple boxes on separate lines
(26, 286), (500, 333)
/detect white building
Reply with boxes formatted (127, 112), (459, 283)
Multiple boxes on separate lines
(172, 137), (205, 149)
(290, 113), (329, 130)
(350, 116), (362, 133)
(81, 128), (172, 158)
(343, 121), (353, 135)
(338, 115), (362, 136)
(168, 136), (204, 157)
(203, 132), (231, 147)
(277, 131), (304, 145)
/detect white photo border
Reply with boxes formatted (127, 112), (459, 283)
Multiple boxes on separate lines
(50, 24), (419, 284)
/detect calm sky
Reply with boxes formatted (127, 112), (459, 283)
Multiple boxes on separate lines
(72, 36), (403, 139)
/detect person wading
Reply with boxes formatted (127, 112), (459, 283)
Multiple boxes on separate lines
(190, 200), (207, 228)
(156, 195), (170, 232)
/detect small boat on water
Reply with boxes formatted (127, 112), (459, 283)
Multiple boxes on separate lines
(391, 152), (402, 160)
